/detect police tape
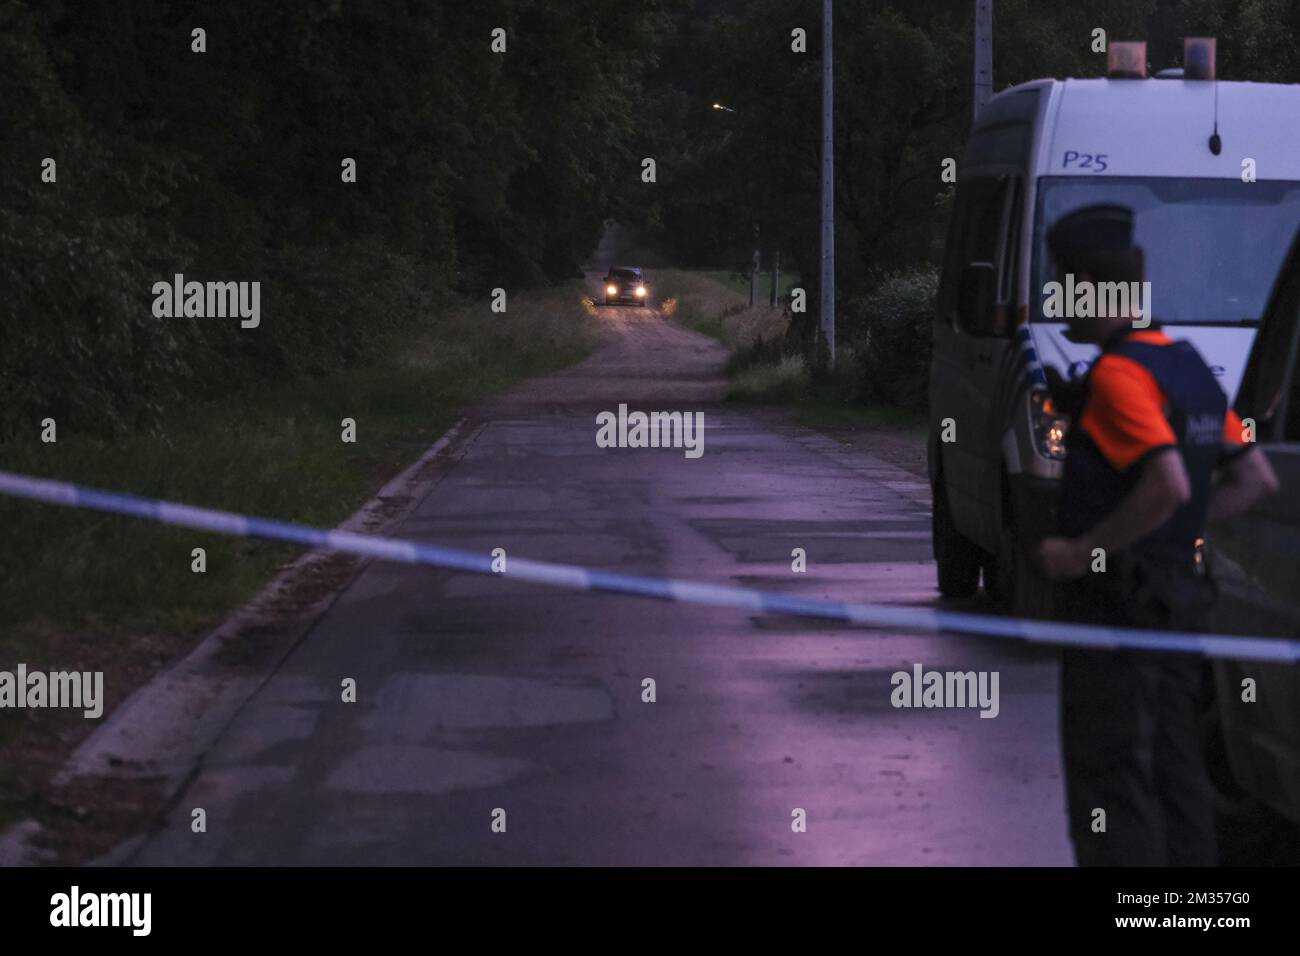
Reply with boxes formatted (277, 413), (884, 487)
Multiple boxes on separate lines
(2, 468), (1299, 663)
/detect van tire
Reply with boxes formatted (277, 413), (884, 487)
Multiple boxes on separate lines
(933, 473), (983, 598)
(984, 477), (1055, 618)
(985, 524), (1054, 618)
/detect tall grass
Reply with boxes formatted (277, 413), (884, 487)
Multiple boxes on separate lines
(0, 282), (597, 827)
(0, 284), (597, 649)
(655, 269), (788, 348)
(655, 267), (927, 431)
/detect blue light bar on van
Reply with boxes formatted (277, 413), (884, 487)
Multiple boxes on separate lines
(1184, 37), (1216, 80)
(1107, 41), (1147, 79)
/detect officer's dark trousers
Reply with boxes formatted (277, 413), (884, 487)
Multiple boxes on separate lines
(1057, 576), (1217, 867)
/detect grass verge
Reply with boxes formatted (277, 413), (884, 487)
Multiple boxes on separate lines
(0, 282), (598, 829)
(656, 268), (926, 432)
(654, 268), (786, 348)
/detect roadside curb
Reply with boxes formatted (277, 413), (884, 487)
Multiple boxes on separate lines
(0, 417), (482, 866)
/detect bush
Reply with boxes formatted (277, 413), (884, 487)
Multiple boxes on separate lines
(0, 0), (654, 443)
(0, 5), (199, 439)
(843, 267), (937, 410)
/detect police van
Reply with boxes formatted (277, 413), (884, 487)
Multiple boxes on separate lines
(929, 40), (1300, 614)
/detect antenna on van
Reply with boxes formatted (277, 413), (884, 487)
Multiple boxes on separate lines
(1209, 83), (1221, 155)
(1185, 38), (1221, 154)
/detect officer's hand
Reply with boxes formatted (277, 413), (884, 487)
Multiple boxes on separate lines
(1036, 536), (1090, 581)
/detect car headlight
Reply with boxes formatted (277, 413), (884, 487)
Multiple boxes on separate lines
(1030, 389), (1068, 460)
(607, 285), (618, 296)
(635, 286), (646, 297)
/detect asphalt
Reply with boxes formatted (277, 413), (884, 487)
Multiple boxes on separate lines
(121, 290), (1072, 866)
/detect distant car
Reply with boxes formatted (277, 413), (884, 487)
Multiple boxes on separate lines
(603, 266), (648, 306)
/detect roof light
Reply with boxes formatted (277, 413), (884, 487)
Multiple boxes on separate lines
(1184, 37), (1216, 80)
(1107, 41), (1147, 79)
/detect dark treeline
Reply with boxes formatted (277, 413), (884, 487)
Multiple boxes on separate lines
(641, 0), (1300, 290)
(636, 1), (1164, 296)
(632, 0), (1300, 403)
(0, 0), (669, 438)
(3, 0), (1298, 437)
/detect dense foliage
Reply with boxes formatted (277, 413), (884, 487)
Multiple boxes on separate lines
(0, 0), (669, 438)
(4, 0), (1298, 430)
(632, 0), (1300, 406)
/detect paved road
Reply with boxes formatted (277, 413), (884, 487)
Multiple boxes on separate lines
(124, 288), (1072, 866)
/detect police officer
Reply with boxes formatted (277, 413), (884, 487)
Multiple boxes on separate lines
(1035, 204), (1279, 867)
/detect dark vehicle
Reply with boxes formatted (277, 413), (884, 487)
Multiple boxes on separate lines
(1205, 224), (1300, 825)
(603, 266), (649, 306)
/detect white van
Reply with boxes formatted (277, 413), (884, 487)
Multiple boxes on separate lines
(929, 66), (1300, 613)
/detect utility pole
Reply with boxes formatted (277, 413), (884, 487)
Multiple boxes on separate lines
(750, 223), (760, 307)
(770, 250), (780, 308)
(819, 0), (835, 369)
(974, 0), (992, 119)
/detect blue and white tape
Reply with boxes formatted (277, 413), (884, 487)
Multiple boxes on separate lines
(2, 468), (1298, 662)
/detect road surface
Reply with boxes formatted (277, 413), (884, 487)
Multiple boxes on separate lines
(122, 286), (1072, 866)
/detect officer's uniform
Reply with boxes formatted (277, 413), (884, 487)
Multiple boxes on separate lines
(1047, 207), (1249, 866)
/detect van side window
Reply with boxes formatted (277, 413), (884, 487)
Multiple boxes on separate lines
(998, 182), (1023, 308)
(938, 174), (1021, 333)
(965, 177), (1009, 268)
(939, 175), (1016, 335)
(938, 186), (976, 317)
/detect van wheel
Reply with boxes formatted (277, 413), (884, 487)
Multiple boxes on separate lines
(985, 504), (1054, 618)
(933, 473), (982, 598)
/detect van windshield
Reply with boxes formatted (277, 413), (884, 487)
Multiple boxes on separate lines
(1032, 177), (1300, 324)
